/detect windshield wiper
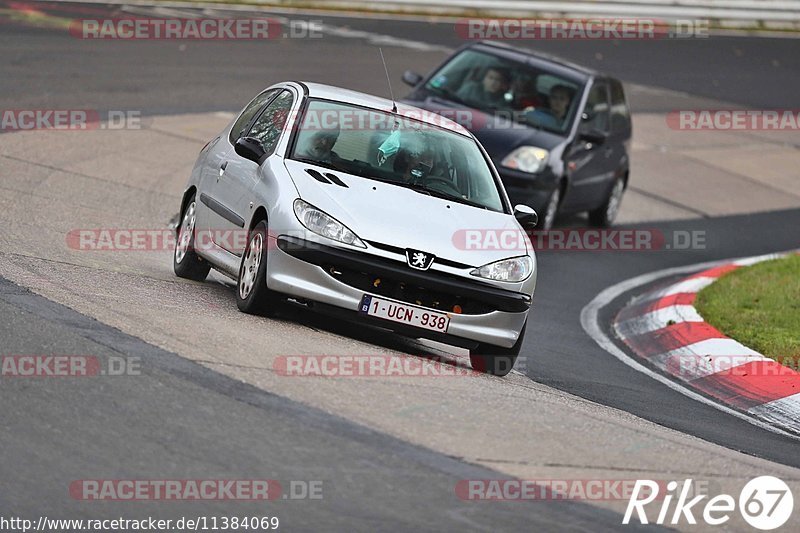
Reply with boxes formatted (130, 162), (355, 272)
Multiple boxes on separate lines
(292, 157), (350, 174)
(514, 112), (567, 135)
(404, 182), (489, 209)
(427, 85), (470, 108)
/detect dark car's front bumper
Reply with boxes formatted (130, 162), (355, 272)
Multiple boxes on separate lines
(496, 166), (559, 215)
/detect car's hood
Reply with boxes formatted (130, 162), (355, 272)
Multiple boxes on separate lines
(284, 159), (530, 268)
(403, 95), (566, 158)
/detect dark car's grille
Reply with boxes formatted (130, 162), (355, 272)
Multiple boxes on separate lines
(322, 264), (495, 315)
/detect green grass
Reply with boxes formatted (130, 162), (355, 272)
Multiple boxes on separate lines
(695, 254), (800, 370)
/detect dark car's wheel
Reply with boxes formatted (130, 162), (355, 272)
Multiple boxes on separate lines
(540, 186), (561, 231)
(173, 195), (211, 281)
(589, 175), (625, 227)
(236, 220), (280, 315)
(469, 322), (526, 377)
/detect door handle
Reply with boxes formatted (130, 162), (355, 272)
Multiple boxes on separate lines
(218, 161), (228, 179)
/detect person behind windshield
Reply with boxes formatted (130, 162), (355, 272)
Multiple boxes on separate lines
(297, 125), (341, 163)
(456, 66), (511, 109)
(387, 131), (438, 183)
(547, 84), (572, 124)
(512, 74), (542, 110)
(394, 145), (435, 183)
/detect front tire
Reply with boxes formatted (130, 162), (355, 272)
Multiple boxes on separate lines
(173, 196), (211, 281)
(540, 186), (561, 231)
(236, 220), (280, 315)
(469, 322), (526, 377)
(589, 175), (625, 227)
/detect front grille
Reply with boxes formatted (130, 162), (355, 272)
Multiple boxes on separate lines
(322, 264), (495, 315)
(365, 240), (475, 270)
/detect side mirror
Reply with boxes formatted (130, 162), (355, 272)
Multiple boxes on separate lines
(402, 70), (423, 87)
(579, 128), (609, 145)
(234, 136), (266, 164)
(513, 204), (538, 229)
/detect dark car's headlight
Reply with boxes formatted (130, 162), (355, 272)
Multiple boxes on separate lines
(501, 146), (549, 174)
(470, 256), (533, 282)
(293, 199), (366, 248)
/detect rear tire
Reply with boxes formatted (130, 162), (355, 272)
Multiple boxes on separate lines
(589, 175), (625, 227)
(173, 195), (211, 281)
(469, 322), (526, 377)
(236, 220), (280, 316)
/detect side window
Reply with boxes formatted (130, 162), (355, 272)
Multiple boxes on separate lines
(610, 79), (631, 134)
(247, 90), (294, 156)
(580, 82), (610, 133)
(229, 89), (280, 144)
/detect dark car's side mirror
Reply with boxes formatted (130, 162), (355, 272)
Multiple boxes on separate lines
(513, 204), (538, 230)
(579, 128), (609, 145)
(402, 70), (423, 87)
(234, 136), (267, 164)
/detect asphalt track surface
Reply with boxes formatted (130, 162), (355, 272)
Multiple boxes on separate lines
(1, 1), (800, 529)
(1, 278), (651, 530)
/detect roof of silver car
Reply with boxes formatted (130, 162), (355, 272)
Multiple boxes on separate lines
(299, 82), (471, 137)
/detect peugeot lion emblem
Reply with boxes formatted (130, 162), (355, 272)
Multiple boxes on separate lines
(406, 249), (435, 270)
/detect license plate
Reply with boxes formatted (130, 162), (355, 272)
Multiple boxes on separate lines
(359, 295), (450, 333)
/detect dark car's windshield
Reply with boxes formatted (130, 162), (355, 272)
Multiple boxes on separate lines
(289, 99), (505, 212)
(424, 49), (584, 135)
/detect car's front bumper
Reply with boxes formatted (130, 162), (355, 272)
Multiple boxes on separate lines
(494, 165), (561, 215)
(266, 235), (532, 348)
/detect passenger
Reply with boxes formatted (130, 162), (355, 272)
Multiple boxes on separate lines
(297, 126), (340, 163)
(512, 74), (542, 110)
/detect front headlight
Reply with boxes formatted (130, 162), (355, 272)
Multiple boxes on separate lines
(501, 146), (549, 174)
(470, 256), (533, 282)
(293, 199), (366, 248)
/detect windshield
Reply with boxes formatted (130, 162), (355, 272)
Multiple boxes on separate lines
(424, 49), (584, 135)
(289, 99), (505, 212)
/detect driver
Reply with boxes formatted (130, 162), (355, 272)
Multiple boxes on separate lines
(456, 66), (511, 108)
(394, 144), (435, 183)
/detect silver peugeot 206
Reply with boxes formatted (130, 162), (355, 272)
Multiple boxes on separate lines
(174, 81), (538, 376)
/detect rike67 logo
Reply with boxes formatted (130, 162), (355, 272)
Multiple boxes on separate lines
(624, 476), (793, 529)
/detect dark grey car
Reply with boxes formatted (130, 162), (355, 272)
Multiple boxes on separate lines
(402, 41), (632, 230)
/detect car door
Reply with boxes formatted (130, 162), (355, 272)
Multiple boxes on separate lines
(607, 78), (632, 182)
(561, 80), (617, 211)
(196, 88), (281, 243)
(202, 89), (295, 256)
